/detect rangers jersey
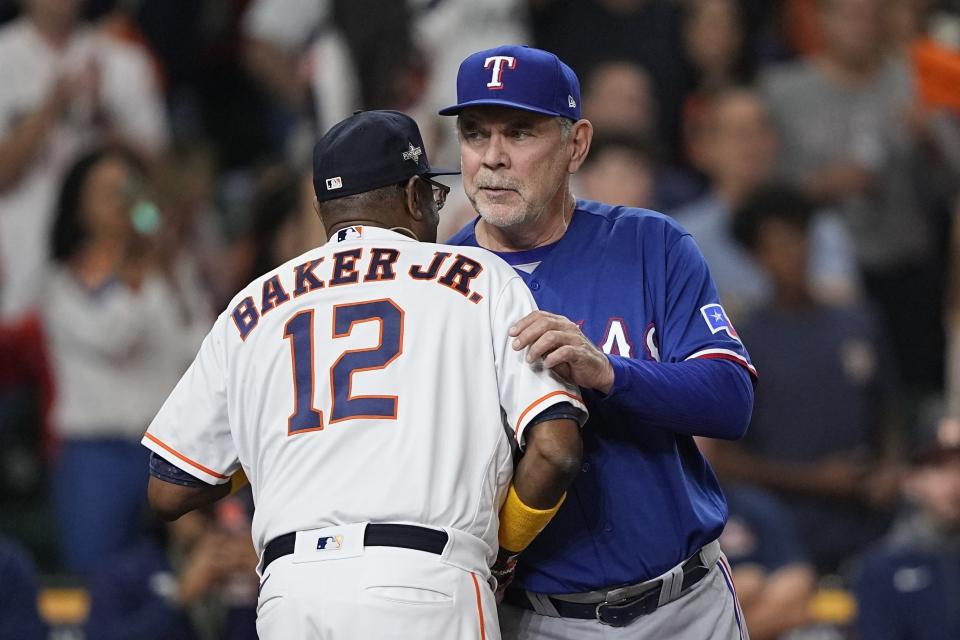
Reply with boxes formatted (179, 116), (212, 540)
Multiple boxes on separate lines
(450, 199), (756, 593)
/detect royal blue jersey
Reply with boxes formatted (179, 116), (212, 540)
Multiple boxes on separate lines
(450, 199), (756, 594)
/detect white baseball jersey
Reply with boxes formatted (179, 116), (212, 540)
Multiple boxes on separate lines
(142, 225), (585, 565)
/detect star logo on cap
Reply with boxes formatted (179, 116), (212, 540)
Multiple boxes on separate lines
(401, 143), (423, 163)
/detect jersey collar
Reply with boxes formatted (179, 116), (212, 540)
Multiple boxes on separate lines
(328, 225), (417, 244)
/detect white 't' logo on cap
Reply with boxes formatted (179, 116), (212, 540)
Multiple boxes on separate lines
(484, 56), (517, 89)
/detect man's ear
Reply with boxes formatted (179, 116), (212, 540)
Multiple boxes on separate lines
(404, 176), (425, 221)
(567, 119), (594, 174)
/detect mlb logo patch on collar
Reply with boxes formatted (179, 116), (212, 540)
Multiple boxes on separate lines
(700, 303), (740, 341)
(336, 226), (364, 242)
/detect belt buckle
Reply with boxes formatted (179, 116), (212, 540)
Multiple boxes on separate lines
(594, 587), (660, 627)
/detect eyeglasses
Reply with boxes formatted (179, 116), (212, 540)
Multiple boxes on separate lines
(421, 176), (451, 211)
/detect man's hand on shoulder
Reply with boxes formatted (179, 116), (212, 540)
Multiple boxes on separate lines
(510, 310), (614, 394)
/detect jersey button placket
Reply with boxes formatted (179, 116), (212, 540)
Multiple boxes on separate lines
(529, 280), (541, 291)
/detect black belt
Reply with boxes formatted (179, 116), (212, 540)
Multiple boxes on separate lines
(503, 551), (712, 627)
(262, 524), (448, 572)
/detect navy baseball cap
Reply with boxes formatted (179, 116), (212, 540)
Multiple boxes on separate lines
(313, 110), (458, 202)
(438, 45), (581, 120)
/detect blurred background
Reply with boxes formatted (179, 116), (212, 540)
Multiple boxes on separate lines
(0, 0), (958, 638)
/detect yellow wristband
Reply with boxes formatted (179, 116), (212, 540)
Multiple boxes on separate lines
(229, 469), (249, 495)
(498, 485), (565, 554)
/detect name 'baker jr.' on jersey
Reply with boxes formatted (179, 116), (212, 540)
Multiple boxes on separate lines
(145, 227), (576, 561)
(141, 110), (587, 640)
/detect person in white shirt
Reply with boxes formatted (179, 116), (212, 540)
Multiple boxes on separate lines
(0, 0), (168, 319)
(43, 145), (206, 574)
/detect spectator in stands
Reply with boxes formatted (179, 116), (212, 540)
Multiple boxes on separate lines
(680, 0), (754, 113)
(580, 59), (703, 210)
(151, 141), (224, 317)
(42, 145), (209, 574)
(581, 60), (658, 139)
(0, 0), (168, 319)
(761, 0), (942, 389)
(225, 163), (326, 298)
(0, 535), (47, 640)
(243, 0), (531, 168)
(949, 202), (960, 417)
(700, 441), (818, 640)
(531, 0), (690, 161)
(674, 89), (858, 320)
(574, 133), (657, 209)
(85, 496), (258, 640)
(707, 184), (903, 573)
(855, 411), (960, 639)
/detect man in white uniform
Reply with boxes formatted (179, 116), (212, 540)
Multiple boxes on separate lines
(143, 110), (586, 639)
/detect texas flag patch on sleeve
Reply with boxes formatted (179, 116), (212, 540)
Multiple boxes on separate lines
(700, 303), (740, 341)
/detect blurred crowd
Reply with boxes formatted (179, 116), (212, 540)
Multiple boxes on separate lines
(0, 0), (959, 638)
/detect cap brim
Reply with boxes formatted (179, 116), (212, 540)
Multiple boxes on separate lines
(424, 167), (460, 177)
(438, 99), (566, 118)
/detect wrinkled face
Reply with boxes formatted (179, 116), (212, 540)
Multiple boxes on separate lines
(457, 107), (571, 229)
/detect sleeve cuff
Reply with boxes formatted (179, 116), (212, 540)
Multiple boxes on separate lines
(684, 348), (758, 379)
(594, 355), (631, 404)
(142, 432), (230, 485)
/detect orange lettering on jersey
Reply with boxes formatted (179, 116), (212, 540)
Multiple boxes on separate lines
(293, 258), (325, 297)
(364, 248), (399, 282)
(261, 275), (291, 315)
(329, 248), (363, 286)
(409, 251), (451, 280)
(437, 254), (484, 302)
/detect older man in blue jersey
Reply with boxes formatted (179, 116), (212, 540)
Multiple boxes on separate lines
(441, 45), (756, 638)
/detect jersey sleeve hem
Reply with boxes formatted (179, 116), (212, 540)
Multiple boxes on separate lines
(142, 432), (230, 484)
(685, 348), (758, 379)
(514, 390), (586, 437)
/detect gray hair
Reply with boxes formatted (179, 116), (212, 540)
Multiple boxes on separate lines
(558, 117), (574, 145)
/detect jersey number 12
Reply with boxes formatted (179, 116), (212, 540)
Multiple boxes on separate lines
(283, 298), (404, 434)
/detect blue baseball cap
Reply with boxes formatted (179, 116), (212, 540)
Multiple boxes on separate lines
(313, 110), (458, 202)
(438, 45), (581, 120)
